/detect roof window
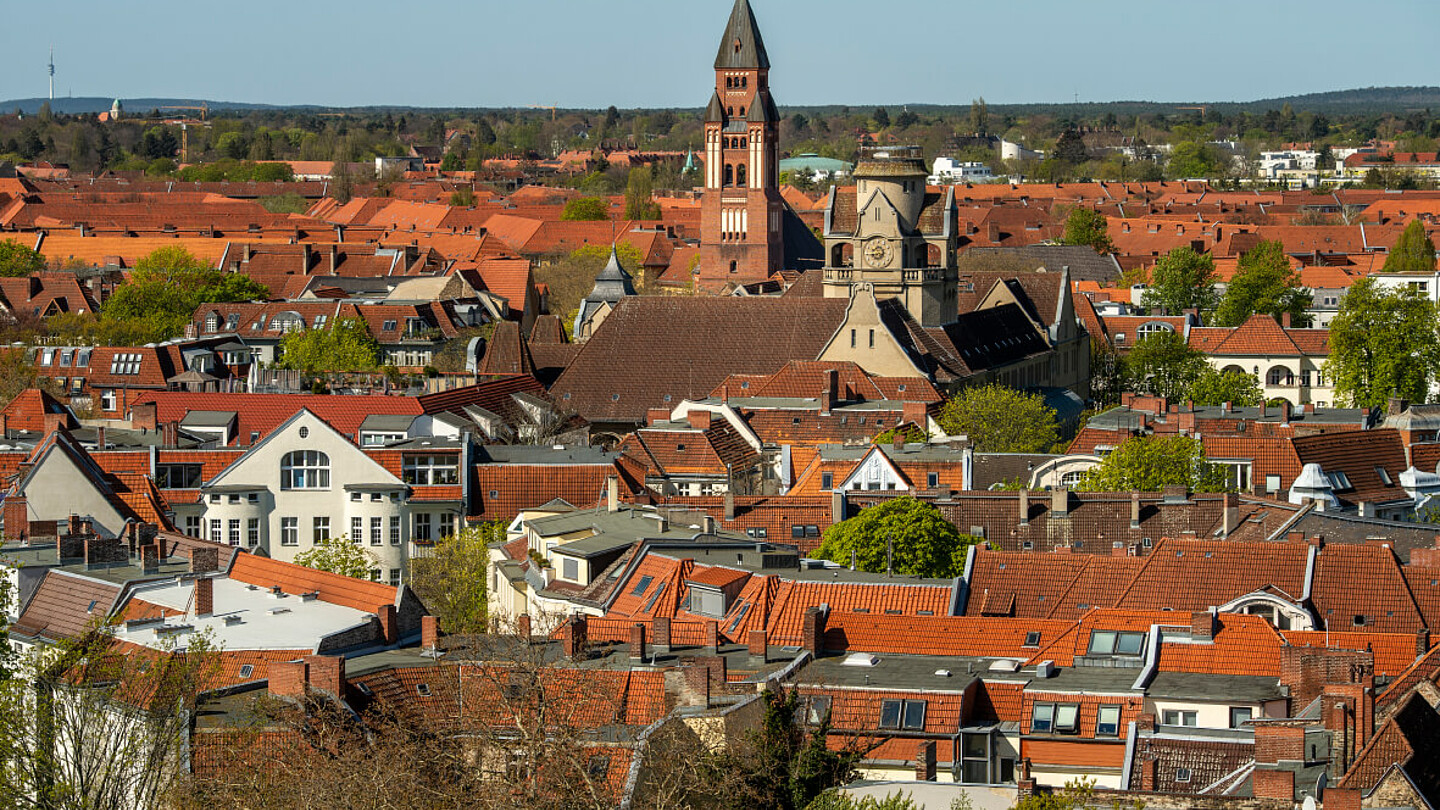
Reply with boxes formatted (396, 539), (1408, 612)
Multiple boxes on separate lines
(1023, 631), (1041, 647)
(631, 575), (654, 597)
(878, 699), (926, 731)
(1088, 629), (1145, 656)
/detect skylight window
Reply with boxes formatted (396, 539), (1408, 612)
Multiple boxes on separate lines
(879, 699), (926, 730)
(1375, 466), (1392, 485)
(642, 582), (667, 613)
(1087, 630), (1145, 656)
(1023, 631), (1042, 647)
(238, 664), (254, 679)
(1327, 471), (1353, 490)
(109, 352), (143, 375)
(631, 575), (654, 597)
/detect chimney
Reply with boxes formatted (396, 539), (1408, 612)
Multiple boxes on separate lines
(301, 242), (312, 271)
(801, 605), (828, 655)
(652, 616), (671, 653)
(914, 740), (937, 782)
(1019, 488), (1030, 524)
(1051, 487), (1070, 518)
(701, 515), (715, 534)
(329, 245), (339, 275)
(606, 475), (619, 512)
(95, 426), (106, 451)
(830, 488), (844, 524)
(1130, 492), (1141, 529)
(132, 401), (158, 432)
(1192, 608), (1217, 640)
(1388, 397), (1409, 417)
(141, 543), (160, 574)
(162, 421), (179, 449)
(901, 401), (927, 429)
(303, 654), (345, 697)
(377, 604), (398, 645)
(1419, 628), (1431, 658)
(3, 495), (27, 542)
(517, 613), (532, 640)
(646, 407), (669, 425)
(725, 490), (737, 521)
(421, 615), (440, 650)
(705, 620), (719, 654)
(1325, 788), (1362, 810)
(241, 243), (252, 263)
(1222, 492), (1240, 537)
(987, 222), (1000, 242)
(1137, 713), (1156, 732)
(748, 629), (767, 662)
(821, 368), (837, 415)
(1252, 769), (1294, 801)
(1281, 312), (1291, 328)
(563, 614), (588, 659)
(1279, 400), (1291, 423)
(269, 659), (307, 698)
(189, 546), (220, 574)
(629, 623), (648, 662)
(686, 409), (712, 431)
(194, 576), (213, 616)
(1139, 758), (1158, 791)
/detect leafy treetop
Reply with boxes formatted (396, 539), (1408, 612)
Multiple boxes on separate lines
(0, 239), (46, 278)
(1214, 241), (1311, 327)
(1141, 246), (1217, 315)
(1077, 434), (1230, 493)
(1060, 208), (1115, 254)
(1323, 276), (1440, 408)
(936, 384), (1059, 453)
(813, 497), (978, 579)
(1383, 219), (1437, 273)
(560, 196), (610, 221)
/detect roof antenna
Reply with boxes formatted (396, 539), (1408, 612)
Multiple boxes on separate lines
(885, 533), (893, 578)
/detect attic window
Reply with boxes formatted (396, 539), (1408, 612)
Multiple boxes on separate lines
(238, 664), (254, 679)
(611, 394), (620, 401)
(675, 444), (686, 451)
(1327, 471), (1352, 490)
(631, 575), (654, 597)
(1375, 467), (1392, 485)
(1023, 631), (1041, 647)
(383, 320), (397, 331)
(740, 381), (750, 389)
(488, 490), (499, 499)
(416, 683), (431, 697)
(1353, 614), (1366, 627)
(1175, 768), (1192, 783)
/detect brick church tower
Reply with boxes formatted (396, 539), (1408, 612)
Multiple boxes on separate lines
(698, 0), (784, 284)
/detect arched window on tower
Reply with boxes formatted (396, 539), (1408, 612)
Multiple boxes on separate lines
(724, 164), (734, 187)
(727, 107), (734, 117)
(737, 164), (747, 187)
(739, 106), (746, 117)
(733, 38), (741, 54)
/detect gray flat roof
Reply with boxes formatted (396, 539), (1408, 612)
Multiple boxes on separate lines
(181, 410), (238, 427)
(1146, 671), (1285, 702)
(477, 445), (617, 465)
(360, 414), (418, 431)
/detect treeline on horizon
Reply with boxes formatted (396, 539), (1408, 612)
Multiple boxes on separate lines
(2, 83), (1437, 189)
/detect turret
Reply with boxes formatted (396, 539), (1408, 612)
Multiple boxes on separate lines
(853, 147), (928, 234)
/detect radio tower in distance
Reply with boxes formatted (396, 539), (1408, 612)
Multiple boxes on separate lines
(48, 48), (55, 101)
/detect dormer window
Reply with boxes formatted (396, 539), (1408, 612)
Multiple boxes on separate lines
(1087, 630), (1145, 656)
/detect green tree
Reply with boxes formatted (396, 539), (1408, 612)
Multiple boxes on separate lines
(624, 167), (662, 220)
(1214, 241), (1312, 327)
(407, 523), (495, 635)
(727, 688), (859, 810)
(1124, 330), (1209, 400)
(1383, 219), (1437, 273)
(560, 196), (610, 221)
(101, 246), (268, 342)
(1141, 246), (1217, 315)
(804, 790), (920, 810)
(294, 536), (380, 580)
(0, 239), (46, 278)
(1324, 276), (1440, 409)
(1187, 367), (1263, 407)
(1167, 141), (1224, 178)
(1053, 130), (1089, 165)
(936, 384), (1058, 453)
(534, 241), (645, 324)
(276, 317), (381, 373)
(872, 107), (890, 129)
(1059, 208), (1114, 254)
(1077, 435), (1229, 492)
(813, 497), (977, 579)
(872, 424), (927, 445)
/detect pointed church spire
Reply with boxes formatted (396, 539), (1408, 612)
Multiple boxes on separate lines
(714, 0), (770, 70)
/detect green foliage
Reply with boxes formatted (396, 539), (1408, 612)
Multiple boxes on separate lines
(1215, 241), (1312, 327)
(937, 384), (1058, 453)
(448, 187), (476, 207)
(101, 246), (269, 343)
(731, 688), (859, 810)
(173, 159), (292, 182)
(1167, 141), (1228, 178)
(535, 241), (645, 326)
(624, 167), (662, 220)
(1187, 367), (1264, 407)
(1059, 207), (1114, 254)
(1124, 330), (1209, 400)
(0, 239), (46, 278)
(1053, 130), (1089, 164)
(872, 423), (927, 445)
(1141, 247), (1218, 315)
(1324, 276), (1440, 408)
(1078, 435), (1230, 492)
(1383, 219), (1437, 273)
(408, 523), (496, 635)
(803, 790), (920, 810)
(276, 317), (381, 373)
(257, 192), (310, 214)
(294, 537), (380, 580)
(814, 497), (978, 578)
(560, 196), (610, 221)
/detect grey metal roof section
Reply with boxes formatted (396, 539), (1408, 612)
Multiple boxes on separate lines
(180, 410), (238, 428)
(477, 445), (617, 465)
(360, 414), (419, 432)
(714, 0), (770, 70)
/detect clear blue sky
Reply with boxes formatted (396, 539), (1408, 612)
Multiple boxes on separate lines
(4, 0), (1436, 109)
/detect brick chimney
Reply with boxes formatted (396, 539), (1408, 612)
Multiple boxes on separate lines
(705, 620), (719, 653)
(629, 623), (648, 662)
(1419, 628), (1431, 657)
(1139, 758), (1157, 791)
(563, 614), (589, 659)
(1130, 492), (1141, 529)
(686, 409), (712, 431)
(269, 659), (307, 698)
(194, 576), (213, 616)
(1252, 768), (1294, 801)
(95, 426), (106, 450)
(914, 740), (937, 781)
(132, 401), (158, 432)
(646, 407), (669, 425)
(162, 421), (179, 449)
(1192, 608), (1217, 640)
(1324, 788), (1362, 810)
(421, 615), (440, 650)
(1019, 488), (1030, 524)
(725, 490), (736, 520)
(1254, 724), (1305, 764)
(1281, 312), (1292, 328)
(377, 604), (398, 645)
(1137, 713), (1156, 732)
(189, 546), (220, 574)
(748, 629), (767, 662)
(303, 654), (345, 697)
(802, 605), (828, 655)
(141, 543), (160, 574)
(652, 616), (671, 653)
(3, 495), (27, 542)
(1222, 492), (1240, 537)
(517, 613), (532, 640)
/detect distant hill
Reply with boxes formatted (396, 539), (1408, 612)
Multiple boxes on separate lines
(3, 86), (1437, 118)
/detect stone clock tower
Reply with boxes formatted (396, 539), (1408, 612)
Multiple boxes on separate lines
(698, 0), (784, 284)
(821, 147), (959, 327)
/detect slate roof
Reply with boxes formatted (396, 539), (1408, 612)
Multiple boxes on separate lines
(713, 0), (770, 70)
(961, 245), (1122, 283)
(1337, 691), (1440, 805)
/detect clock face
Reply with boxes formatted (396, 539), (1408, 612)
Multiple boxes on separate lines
(864, 239), (893, 268)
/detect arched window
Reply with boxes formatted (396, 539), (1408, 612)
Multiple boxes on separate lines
(927, 244), (943, 268)
(725, 77), (733, 89)
(724, 164), (734, 187)
(1267, 366), (1295, 387)
(1137, 322), (1175, 339)
(280, 450), (330, 490)
(736, 164), (747, 186)
(738, 106), (746, 117)
(204, 311), (220, 332)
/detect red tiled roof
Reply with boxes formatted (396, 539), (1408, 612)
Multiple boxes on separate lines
(227, 550), (396, 613)
(129, 391), (422, 446)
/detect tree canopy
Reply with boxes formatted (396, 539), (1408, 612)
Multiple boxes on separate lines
(0, 239), (45, 278)
(294, 537), (380, 580)
(407, 523), (494, 635)
(533, 241), (645, 326)
(813, 497), (978, 579)
(101, 246), (268, 343)
(276, 317), (381, 373)
(1141, 247), (1217, 315)
(624, 167), (661, 220)
(936, 384), (1058, 453)
(1059, 208), (1114, 254)
(560, 196), (610, 221)
(1324, 276), (1440, 408)
(1123, 330), (1209, 401)
(1383, 219), (1437, 273)
(1187, 367), (1264, 407)
(1077, 435), (1230, 492)
(1214, 241), (1311, 327)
